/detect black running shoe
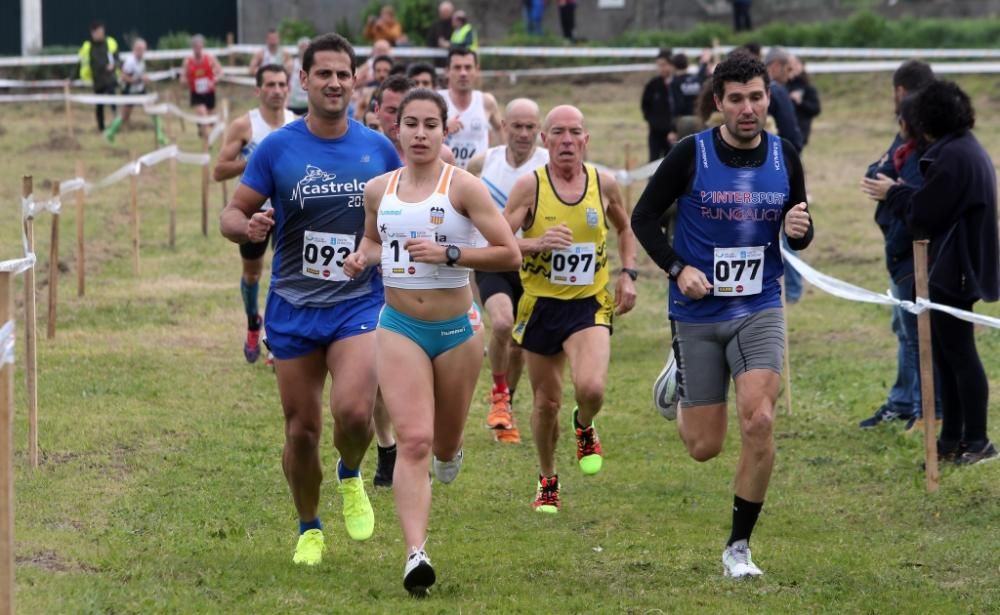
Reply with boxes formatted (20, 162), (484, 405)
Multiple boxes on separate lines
(955, 441), (998, 466)
(374, 445), (396, 488)
(859, 404), (913, 429)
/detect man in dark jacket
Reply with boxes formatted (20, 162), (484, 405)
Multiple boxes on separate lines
(426, 1), (454, 66)
(786, 55), (820, 147)
(763, 47), (802, 152)
(641, 49), (675, 162)
(880, 81), (999, 465)
(669, 53), (704, 140)
(857, 59), (936, 430)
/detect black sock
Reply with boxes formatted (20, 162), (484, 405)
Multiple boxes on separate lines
(378, 443), (397, 456)
(247, 314), (261, 330)
(727, 495), (763, 546)
(509, 388), (515, 404)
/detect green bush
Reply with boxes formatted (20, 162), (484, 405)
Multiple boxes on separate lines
(279, 18), (317, 44)
(156, 32), (223, 50)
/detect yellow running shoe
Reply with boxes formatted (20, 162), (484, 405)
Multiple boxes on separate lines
(532, 475), (560, 514)
(292, 529), (324, 566)
(338, 476), (375, 541)
(573, 408), (604, 475)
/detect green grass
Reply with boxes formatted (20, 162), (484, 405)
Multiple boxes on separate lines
(1, 73), (999, 613)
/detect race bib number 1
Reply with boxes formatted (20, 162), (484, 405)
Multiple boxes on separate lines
(550, 242), (596, 286)
(302, 231), (354, 282)
(383, 231), (438, 278)
(712, 246), (764, 297)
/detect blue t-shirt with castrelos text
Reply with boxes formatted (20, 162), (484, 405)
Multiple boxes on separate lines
(241, 118), (402, 308)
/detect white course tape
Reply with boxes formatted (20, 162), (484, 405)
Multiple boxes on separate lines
(69, 93), (158, 105)
(142, 102), (218, 125)
(176, 152), (211, 165)
(0, 321), (14, 366)
(780, 245), (1000, 329)
(59, 177), (86, 196)
(21, 195), (61, 218)
(207, 121), (226, 145)
(589, 157), (662, 187)
(220, 75), (257, 87)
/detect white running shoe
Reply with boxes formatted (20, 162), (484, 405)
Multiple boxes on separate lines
(722, 540), (764, 578)
(403, 546), (436, 596)
(432, 449), (464, 484)
(653, 350), (679, 420)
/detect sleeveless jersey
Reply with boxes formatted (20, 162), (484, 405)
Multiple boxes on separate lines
(480, 145), (550, 210)
(520, 163), (609, 299)
(240, 118), (402, 307)
(120, 56), (146, 94)
(378, 164), (477, 290)
(669, 128), (790, 323)
(186, 54), (216, 94)
(241, 108), (297, 211)
(439, 89), (489, 170)
(261, 47), (287, 67)
(287, 58), (308, 109)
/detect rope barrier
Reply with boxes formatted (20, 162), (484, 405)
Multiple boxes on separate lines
(780, 245), (1000, 329)
(21, 195), (61, 219)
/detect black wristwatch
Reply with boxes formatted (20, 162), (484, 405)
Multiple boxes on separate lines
(445, 245), (461, 267)
(667, 259), (686, 280)
(620, 268), (638, 281)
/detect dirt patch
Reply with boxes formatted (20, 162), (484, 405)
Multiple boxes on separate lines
(16, 550), (71, 572)
(23, 130), (81, 153)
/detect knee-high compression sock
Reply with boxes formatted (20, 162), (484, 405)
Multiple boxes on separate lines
(241, 278), (260, 329)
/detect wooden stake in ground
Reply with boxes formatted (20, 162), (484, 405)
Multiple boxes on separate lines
(0, 269), (16, 615)
(913, 239), (940, 492)
(226, 33), (235, 65)
(46, 181), (60, 340)
(75, 161), (85, 297)
(220, 98), (230, 207)
(21, 176), (38, 469)
(169, 149), (177, 249)
(130, 151), (140, 275)
(201, 132), (210, 236)
(62, 80), (73, 140)
(623, 143), (633, 207)
(780, 277), (793, 415)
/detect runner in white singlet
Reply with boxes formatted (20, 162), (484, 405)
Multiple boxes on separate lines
(438, 47), (502, 169)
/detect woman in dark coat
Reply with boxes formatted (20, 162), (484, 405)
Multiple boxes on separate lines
(872, 80), (999, 465)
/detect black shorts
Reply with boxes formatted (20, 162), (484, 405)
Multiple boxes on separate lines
(475, 270), (523, 307)
(512, 290), (613, 356)
(190, 91), (216, 110)
(239, 228), (271, 260)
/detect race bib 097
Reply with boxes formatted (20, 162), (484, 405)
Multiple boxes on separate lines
(550, 242), (596, 286)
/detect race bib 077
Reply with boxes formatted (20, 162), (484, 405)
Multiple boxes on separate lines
(712, 246), (764, 297)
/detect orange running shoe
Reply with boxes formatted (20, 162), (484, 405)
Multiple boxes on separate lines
(532, 475), (560, 514)
(486, 390), (513, 430)
(494, 425), (522, 444)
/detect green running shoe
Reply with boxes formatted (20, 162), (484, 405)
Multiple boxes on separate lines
(292, 528), (324, 566)
(338, 475), (375, 541)
(572, 408), (604, 475)
(532, 475), (560, 514)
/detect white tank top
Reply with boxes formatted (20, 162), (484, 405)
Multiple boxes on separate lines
(287, 58), (308, 109)
(378, 164), (477, 290)
(261, 47), (287, 67)
(241, 108), (296, 209)
(440, 89), (490, 170)
(480, 145), (550, 210)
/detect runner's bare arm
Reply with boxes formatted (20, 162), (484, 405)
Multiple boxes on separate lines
(437, 170), (520, 271)
(344, 175), (389, 278)
(600, 170), (638, 315)
(484, 93), (505, 145)
(439, 144), (457, 165)
(504, 172), (573, 255)
(211, 55), (224, 87)
(465, 151), (486, 177)
(220, 184), (270, 244)
(249, 50), (263, 76)
(212, 115), (251, 182)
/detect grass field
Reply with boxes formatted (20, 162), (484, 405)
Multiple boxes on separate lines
(0, 71), (999, 614)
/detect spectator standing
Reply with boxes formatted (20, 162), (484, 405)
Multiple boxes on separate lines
(856, 60), (936, 429)
(558, 0), (577, 43)
(249, 28), (292, 76)
(641, 49), (675, 163)
(669, 53), (704, 140)
(364, 5), (409, 46)
(878, 81), (999, 465)
(287, 37), (311, 116)
(78, 21), (120, 132)
(450, 11), (478, 51)
(732, 0), (753, 32)
(786, 55), (821, 147)
(763, 46), (804, 303)
(523, 0), (545, 36)
(427, 2), (455, 52)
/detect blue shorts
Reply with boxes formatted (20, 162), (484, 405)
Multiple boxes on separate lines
(264, 291), (382, 360)
(378, 304), (474, 359)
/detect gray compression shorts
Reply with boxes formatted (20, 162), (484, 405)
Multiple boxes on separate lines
(669, 308), (785, 407)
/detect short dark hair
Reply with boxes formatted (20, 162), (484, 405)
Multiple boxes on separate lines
(897, 93), (926, 147)
(266, 28), (278, 35)
(447, 46), (477, 67)
(656, 48), (673, 62)
(671, 53), (689, 71)
(397, 88), (448, 126)
(892, 59), (935, 93)
(406, 62), (438, 88)
(256, 63), (287, 87)
(375, 74), (411, 106)
(736, 42), (762, 59)
(302, 33), (356, 75)
(372, 54), (394, 71)
(389, 63), (407, 76)
(90, 20), (104, 32)
(915, 80), (975, 139)
(712, 54), (769, 100)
